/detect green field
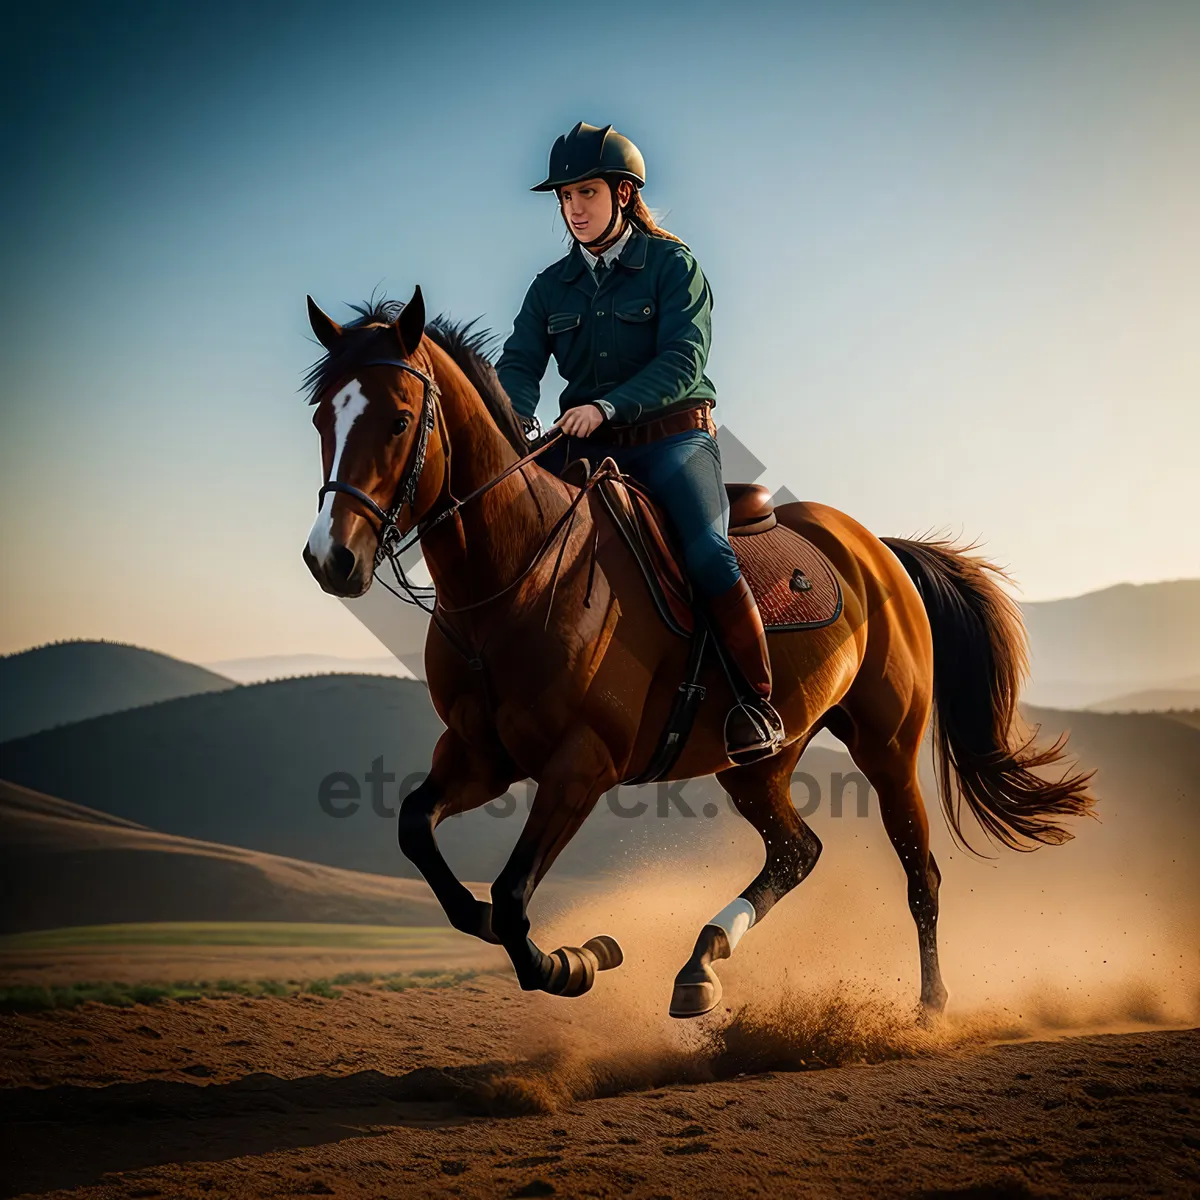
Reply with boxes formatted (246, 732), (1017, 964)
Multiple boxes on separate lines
(0, 968), (483, 1013)
(0, 922), (462, 951)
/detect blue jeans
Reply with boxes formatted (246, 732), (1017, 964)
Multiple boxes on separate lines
(540, 429), (742, 599)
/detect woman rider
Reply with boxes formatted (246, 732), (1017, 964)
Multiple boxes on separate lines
(496, 121), (783, 764)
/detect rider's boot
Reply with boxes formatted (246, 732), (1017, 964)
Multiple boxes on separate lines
(706, 577), (785, 765)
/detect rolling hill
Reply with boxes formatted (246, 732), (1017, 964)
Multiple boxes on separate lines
(0, 640), (236, 743)
(0, 683), (1195, 1014)
(204, 654), (416, 684)
(1, 635), (1196, 913)
(1021, 579), (1200, 709)
(1020, 704), (1200, 853)
(0, 675), (443, 878)
(1086, 681), (1200, 714)
(0, 673), (864, 881)
(0, 779), (453, 935)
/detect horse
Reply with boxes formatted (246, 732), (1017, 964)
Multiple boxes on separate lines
(301, 287), (1095, 1020)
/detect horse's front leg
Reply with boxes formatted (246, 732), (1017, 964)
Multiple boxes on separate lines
(398, 727), (521, 944)
(490, 724), (624, 995)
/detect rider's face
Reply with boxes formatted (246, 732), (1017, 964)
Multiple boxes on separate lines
(560, 177), (622, 243)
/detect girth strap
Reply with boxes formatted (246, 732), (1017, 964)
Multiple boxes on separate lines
(622, 621), (710, 787)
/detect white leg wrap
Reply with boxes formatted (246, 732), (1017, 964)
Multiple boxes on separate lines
(705, 897), (756, 953)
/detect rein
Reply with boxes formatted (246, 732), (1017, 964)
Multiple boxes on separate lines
(316, 356), (605, 671)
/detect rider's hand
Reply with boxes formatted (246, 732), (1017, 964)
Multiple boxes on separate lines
(553, 404), (605, 438)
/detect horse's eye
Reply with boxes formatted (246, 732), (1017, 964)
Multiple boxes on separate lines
(392, 415), (409, 437)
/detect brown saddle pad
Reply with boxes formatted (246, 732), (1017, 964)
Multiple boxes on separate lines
(731, 522), (843, 629)
(592, 473), (842, 635)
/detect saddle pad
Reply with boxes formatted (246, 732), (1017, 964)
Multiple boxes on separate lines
(732, 524), (843, 630)
(596, 474), (842, 634)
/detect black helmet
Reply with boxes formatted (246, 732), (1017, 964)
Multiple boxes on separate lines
(531, 121), (646, 192)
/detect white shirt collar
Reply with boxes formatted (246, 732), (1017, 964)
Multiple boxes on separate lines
(579, 223), (633, 270)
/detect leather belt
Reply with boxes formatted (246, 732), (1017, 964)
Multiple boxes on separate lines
(588, 402), (716, 448)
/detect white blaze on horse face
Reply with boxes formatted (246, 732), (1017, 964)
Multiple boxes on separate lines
(307, 381), (369, 565)
(705, 897), (756, 952)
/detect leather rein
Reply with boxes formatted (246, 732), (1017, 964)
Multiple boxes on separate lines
(315, 357), (606, 671)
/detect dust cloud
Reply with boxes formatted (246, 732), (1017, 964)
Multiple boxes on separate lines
(463, 797), (1198, 1115)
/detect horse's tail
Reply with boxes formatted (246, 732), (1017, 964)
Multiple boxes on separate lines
(881, 535), (1095, 854)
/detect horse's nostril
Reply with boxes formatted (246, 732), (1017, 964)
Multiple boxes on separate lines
(329, 545), (357, 582)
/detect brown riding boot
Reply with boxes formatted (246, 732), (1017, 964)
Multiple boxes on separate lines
(706, 577), (785, 765)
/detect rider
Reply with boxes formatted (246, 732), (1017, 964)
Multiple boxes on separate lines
(496, 121), (785, 765)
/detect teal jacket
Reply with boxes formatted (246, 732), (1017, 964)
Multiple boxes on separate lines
(496, 226), (717, 425)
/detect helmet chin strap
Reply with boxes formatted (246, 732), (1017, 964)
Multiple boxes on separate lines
(574, 185), (625, 251)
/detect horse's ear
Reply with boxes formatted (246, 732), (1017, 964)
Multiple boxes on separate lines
(394, 285), (426, 357)
(307, 296), (344, 351)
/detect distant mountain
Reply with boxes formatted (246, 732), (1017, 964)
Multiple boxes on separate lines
(0, 674), (864, 882)
(1016, 706), (1199, 891)
(0, 779), (455, 935)
(0, 675), (442, 878)
(205, 654), (416, 685)
(1021, 580), (1200, 709)
(0, 640), (237, 743)
(1021, 705), (1200, 806)
(1087, 683), (1200, 714)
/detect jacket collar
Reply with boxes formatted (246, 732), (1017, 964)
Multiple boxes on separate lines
(619, 225), (648, 270)
(558, 224), (648, 282)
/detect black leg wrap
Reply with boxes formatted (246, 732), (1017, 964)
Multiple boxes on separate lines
(538, 936), (624, 997)
(545, 946), (597, 997)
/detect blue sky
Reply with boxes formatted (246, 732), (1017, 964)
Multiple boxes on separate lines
(2, 0), (1197, 661)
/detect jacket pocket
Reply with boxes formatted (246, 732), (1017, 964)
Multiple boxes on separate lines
(547, 312), (582, 335)
(615, 300), (655, 323)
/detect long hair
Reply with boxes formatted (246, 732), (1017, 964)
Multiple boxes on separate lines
(557, 177), (683, 244)
(625, 190), (682, 243)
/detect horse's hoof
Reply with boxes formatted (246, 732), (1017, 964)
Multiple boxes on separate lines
(669, 962), (723, 1018)
(915, 994), (948, 1029)
(583, 935), (623, 971)
(545, 945), (597, 997)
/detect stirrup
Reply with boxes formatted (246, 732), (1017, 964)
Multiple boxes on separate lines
(724, 697), (785, 765)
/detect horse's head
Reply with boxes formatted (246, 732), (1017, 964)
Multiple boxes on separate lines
(302, 286), (443, 597)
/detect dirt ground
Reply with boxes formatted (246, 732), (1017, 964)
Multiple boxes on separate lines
(3, 973), (1197, 1200)
(4, 812), (1198, 1199)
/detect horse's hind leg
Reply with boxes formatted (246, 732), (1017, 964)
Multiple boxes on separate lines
(848, 724), (948, 1020)
(671, 739), (822, 1018)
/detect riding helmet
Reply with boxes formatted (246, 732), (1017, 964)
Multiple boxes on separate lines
(531, 122), (646, 192)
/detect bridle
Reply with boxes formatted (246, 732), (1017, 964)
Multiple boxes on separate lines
(314, 354), (603, 671)
(316, 358), (440, 572)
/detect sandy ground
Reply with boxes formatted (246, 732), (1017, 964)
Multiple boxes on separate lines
(3, 973), (1198, 1199)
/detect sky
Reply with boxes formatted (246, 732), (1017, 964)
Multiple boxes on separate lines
(1, 0), (1197, 662)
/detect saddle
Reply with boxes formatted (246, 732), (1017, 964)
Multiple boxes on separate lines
(591, 474), (843, 637)
(585, 466), (843, 786)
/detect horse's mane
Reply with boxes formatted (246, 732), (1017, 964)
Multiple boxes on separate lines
(303, 297), (528, 454)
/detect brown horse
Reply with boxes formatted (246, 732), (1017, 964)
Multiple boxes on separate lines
(302, 288), (1094, 1020)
